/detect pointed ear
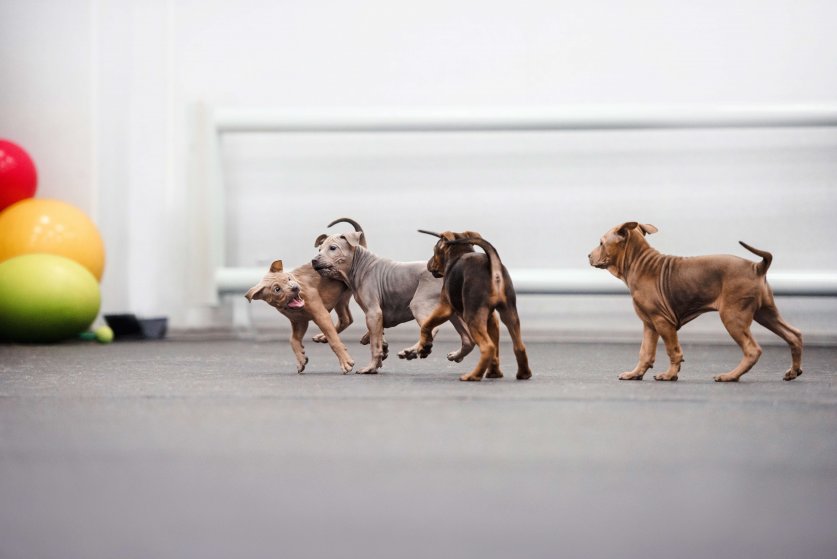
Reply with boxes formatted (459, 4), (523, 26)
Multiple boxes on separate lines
(341, 231), (364, 248)
(270, 260), (283, 272)
(639, 224), (658, 235)
(314, 234), (327, 248)
(461, 230), (482, 239)
(617, 222), (639, 237)
(440, 231), (457, 242)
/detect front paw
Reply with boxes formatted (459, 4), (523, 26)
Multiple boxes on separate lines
(297, 355), (309, 374)
(311, 333), (328, 344)
(398, 342), (432, 360)
(459, 372), (483, 382)
(654, 372), (678, 381)
(618, 371), (645, 380)
(360, 332), (370, 345)
(340, 357), (354, 374)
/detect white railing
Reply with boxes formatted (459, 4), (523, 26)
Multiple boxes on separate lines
(194, 104), (837, 305)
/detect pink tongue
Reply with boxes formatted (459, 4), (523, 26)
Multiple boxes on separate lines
(288, 297), (305, 309)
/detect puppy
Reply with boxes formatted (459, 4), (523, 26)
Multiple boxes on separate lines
(312, 220), (474, 374)
(245, 259), (355, 374)
(588, 222), (803, 382)
(399, 231), (533, 382)
(244, 218), (368, 374)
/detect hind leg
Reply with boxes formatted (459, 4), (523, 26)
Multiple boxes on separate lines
(754, 305), (803, 380)
(484, 312), (503, 378)
(497, 304), (532, 380)
(446, 315), (475, 363)
(715, 308), (762, 382)
(460, 308), (495, 382)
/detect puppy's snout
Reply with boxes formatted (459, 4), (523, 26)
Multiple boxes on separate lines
(290, 283), (300, 294)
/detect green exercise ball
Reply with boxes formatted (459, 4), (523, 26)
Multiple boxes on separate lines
(0, 253), (100, 343)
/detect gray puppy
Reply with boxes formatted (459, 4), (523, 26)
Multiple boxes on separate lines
(312, 219), (474, 374)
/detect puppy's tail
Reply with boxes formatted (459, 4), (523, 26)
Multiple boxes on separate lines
(739, 241), (772, 276)
(328, 217), (367, 248)
(448, 237), (507, 307)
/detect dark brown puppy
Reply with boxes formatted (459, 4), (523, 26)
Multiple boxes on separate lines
(399, 231), (532, 382)
(588, 221), (803, 382)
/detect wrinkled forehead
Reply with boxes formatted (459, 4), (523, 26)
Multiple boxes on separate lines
(261, 271), (294, 284)
(603, 225), (624, 240)
(319, 234), (350, 250)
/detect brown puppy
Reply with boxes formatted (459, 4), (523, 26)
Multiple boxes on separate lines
(245, 259), (355, 374)
(245, 218), (369, 374)
(399, 231), (532, 382)
(588, 222), (803, 382)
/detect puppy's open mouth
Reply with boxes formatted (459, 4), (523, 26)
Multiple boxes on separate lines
(287, 295), (305, 309)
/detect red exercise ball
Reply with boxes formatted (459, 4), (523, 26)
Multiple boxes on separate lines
(0, 139), (38, 212)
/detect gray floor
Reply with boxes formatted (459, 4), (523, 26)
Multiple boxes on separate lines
(1, 336), (836, 559)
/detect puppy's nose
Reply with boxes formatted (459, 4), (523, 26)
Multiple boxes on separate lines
(311, 258), (318, 267)
(290, 284), (300, 293)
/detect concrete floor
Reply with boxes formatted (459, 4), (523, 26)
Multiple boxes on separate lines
(1, 337), (836, 559)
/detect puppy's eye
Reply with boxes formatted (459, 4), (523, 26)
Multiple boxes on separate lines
(329, 245), (337, 251)
(273, 286), (281, 293)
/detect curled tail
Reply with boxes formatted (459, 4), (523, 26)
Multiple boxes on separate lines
(328, 217), (367, 248)
(739, 241), (772, 275)
(449, 237), (507, 306)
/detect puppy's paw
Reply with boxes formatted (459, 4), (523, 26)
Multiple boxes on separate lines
(653, 372), (678, 381)
(459, 372), (483, 382)
(356, 364), (379, 374)
(360, 332), (370, 345)
(516, 369), (532, 380)
(311, 333), (328, 344)
(446, 350), (465, 362)
(783, 368), (802, 381)
(485, 369), (504, 379)
(618, 371), (645, 380)
(340, 358), (354, 374)
(398, 343), (432, 360)
(297, 355), (309, 374)
(713, 373), (739, 382)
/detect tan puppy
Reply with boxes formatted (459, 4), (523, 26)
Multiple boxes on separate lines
(245, 260), (355, 374)
(399, 231), (532, 382)
(588, 222), (803, 382)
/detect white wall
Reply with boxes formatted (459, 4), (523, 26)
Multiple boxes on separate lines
(2, 0), (836, 339)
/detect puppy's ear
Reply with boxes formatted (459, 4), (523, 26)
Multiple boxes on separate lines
(270, 260), (284, 273)
(314, 234), (327, 248)
(440, 231), (457, 242)
(461, 231), (482, 239)
(639, 224), (658, 236)
(245, 285), (263, 302)
(617, 222), (639, 237)
(341, 231), (365, 248)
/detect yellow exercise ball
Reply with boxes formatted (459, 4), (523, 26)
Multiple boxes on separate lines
(0, 198), (105, 281)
